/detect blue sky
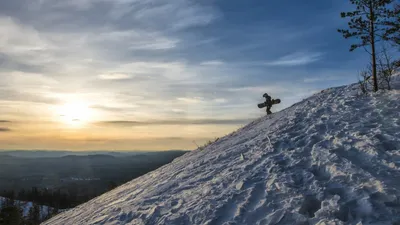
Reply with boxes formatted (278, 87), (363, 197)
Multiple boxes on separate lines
(0, 0), (372, 150)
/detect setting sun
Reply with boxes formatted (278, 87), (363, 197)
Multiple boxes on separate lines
(58, 102), (92, 127)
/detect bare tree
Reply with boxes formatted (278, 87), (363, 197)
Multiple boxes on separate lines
(358, 65), (374, 95)
(377, 43), (398, 90)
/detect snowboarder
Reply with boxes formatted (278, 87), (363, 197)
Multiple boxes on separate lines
(257, 93), (281, 115)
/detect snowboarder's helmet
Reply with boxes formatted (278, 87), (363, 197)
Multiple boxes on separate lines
(263, 93), (268, 98)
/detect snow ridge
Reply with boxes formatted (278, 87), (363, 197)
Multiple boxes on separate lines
(43, 79), (400, 225)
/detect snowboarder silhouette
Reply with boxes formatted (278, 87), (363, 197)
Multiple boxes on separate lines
(257, 93), (281, 115)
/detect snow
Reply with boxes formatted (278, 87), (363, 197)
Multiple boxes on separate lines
(42, 77), (400, 225)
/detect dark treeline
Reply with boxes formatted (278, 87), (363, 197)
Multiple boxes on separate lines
(0, 182), (127, 224)
(1, 187), (95, 210)
(0, 150), (188, 224)
(0, 194), (58, 225)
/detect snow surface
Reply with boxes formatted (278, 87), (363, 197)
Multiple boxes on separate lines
(43, 78), (400, 225)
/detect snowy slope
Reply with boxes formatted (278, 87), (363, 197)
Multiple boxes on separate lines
(43, 78), (400, 225)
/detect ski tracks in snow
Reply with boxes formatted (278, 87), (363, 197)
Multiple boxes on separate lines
(206, 83), (400, 225)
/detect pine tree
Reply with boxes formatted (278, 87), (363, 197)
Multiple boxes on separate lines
(2, 190), (16, 207)
(383, 3), (400, 46)
(43, 206), (59, 221)
(27, 203), (41, 225)
(0, 205), (23, 225)
(338, 0), (397, 92)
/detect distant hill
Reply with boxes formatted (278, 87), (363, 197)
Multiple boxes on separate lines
(0, 150), (189, 210)
(0, 150), (188, 158)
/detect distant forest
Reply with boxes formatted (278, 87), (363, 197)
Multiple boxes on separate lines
(0, 150), (187, 224)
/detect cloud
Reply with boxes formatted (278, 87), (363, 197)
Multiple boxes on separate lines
(0, 120), (11, 123)
(69, 136), (188, 143)
(227, 85), (292, 95)
(34, 0), (218, 30)
(156, 137), (186, 141)
(128, 0), (219, 30)
(0, 16), (181, 74)
(90, 104), (138, 112)
(0, 71), (58, 88)
(0, 17), (49, 56)
(0, 127), (11, 132)
(169, 108), (187, 115)
(176, 97), (205, 104)
(0, 88), (60, 105)
(214, 98), (227, 103)
(98, 73), (132, 80)
(303, 75), (341, 83)
(265, 52), (323, 66)
(0, 0), (357, 145)
(200, 60), (224, 66)
(93, 30), (179, 50)
(96, 118), (255, 126)
(0, 0), (321, 118)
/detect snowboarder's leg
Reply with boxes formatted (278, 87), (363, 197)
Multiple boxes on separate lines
(266, 107), (272, 115)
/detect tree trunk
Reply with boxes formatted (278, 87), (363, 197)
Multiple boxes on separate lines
(370, 1), (378, 92)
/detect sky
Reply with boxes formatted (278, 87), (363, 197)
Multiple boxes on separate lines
(0, 0), (372, 151)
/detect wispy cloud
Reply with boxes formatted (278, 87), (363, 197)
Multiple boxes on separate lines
(93, 30), (179, 50)
(0, 120), (11, 123)
(213, 98), (227, 103)
(0, 88), (60, 104)
(96, 118), (255, 126)
(200, 60), (224, 66)
(89, 104), (139, 113)
(128, 0), (219, 30)
(265, 52), (323, 66)
(227, 85), (294, 95)
(0, 127), (11, 132)
(98, 73), (132, 80)
(176, 97), (205, 104)
(38, 0), (219, 30)
(303, 75), (341, 83)
(0, 16), (180, 73)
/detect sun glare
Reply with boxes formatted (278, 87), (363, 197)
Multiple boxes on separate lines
(58, 102), (92, 127)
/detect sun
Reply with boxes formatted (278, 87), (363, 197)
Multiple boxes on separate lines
(58, 102), (92, 127)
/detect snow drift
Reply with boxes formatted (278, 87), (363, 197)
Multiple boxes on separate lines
(43, 78), (400, 225)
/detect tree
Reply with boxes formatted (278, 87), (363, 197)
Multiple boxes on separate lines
(358, 66), (373, 94)
(377, 43), (397, 90)
(338, 0), (397, 92)
(383, 3), (400, 46)
(27, 203), (41, 225)
(43, 206), (59, 221)
(0, 206), (23, 225)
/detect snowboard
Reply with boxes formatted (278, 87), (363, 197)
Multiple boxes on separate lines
(257, 99), (281, 108)
(258, 102), (267, 108)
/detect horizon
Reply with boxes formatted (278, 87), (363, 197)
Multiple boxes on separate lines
(0, 0), (371, 151)
(0, 149), (188, 152)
